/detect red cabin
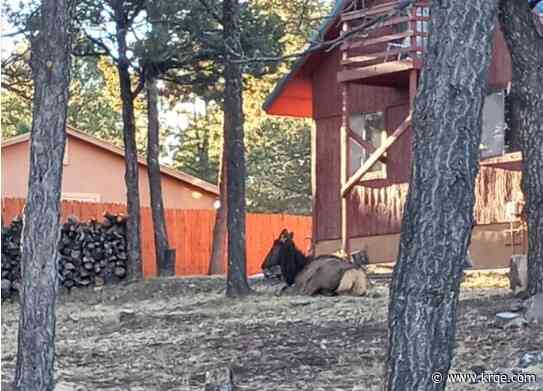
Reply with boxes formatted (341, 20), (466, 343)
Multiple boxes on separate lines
(264, 0), (525, 268)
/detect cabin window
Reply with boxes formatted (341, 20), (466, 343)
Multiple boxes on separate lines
(480, 90), (507, 159)
(349, 112), (387, 180)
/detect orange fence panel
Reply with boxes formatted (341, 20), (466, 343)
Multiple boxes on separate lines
(141, 207), (156, 278)
(2, 198), (312, 279)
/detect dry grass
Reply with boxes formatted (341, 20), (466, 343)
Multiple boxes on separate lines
(462, 270), (510, 289)
(2, 276), (540, 391)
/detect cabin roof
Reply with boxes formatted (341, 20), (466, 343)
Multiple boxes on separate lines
(262, 0), (348, 118)
(2, 126), (220, 196)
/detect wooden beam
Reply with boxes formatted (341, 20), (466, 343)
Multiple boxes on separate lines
(342, 114), (412, 197)
(340, 21), (350, 257)
(310, 121), (318, 255)
(410, 6), (417, 67)
(341, 0), (432, 22)
(344, 15), (410, 30)
(341, 1), (402, 21)
(344, 31), (415, 51)
(480, 151), (523, 167)
(341, 47), (415, 66)
(338, 59), (414, 83)
(348, 128), (388, 163)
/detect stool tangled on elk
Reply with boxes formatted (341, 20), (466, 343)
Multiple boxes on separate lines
(261, 229), (368, 296)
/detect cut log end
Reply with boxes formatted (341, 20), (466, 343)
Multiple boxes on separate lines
(1, 212), (129, 299)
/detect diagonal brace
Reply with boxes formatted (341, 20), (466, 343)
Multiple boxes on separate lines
(342, 113), (412, 197)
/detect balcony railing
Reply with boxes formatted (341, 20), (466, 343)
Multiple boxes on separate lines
(339, 0), (431, 77)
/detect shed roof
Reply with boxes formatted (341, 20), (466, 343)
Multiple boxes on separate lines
(1, 126), (219, 196)
(262, 0), (347, 118)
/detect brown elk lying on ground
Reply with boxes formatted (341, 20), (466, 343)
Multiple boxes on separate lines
(261, 229), (368, 296)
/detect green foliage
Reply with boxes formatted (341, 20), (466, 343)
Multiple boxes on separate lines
(1, 55), (125, 143)
(247, 118), (312, 214)
(169, 0), (331, 214)
(1, 91), (32, 138)
(3, 0), (332, 215)
(171, 102), (222, 183)
(0, 52), (163, 154)
(68, 57), (123, 144)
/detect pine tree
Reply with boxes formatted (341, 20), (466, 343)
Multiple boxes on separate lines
(15, 0), (72, 388)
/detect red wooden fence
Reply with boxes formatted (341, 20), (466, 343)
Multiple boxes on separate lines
(1, 198), (311, 278)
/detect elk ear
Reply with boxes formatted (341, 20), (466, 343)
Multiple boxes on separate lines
(289, 231), (294, 240)
(279, 229), (289, 242)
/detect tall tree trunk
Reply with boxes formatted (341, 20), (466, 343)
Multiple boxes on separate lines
(499, 0), (543, 296)
(209, 140), (228, 275)
(223, 0), (251, 296)
(113, 1), (143, 280)
(146, 74), (173, 276)
(384, 2), (498, 390)
(15, 0), (71, 389)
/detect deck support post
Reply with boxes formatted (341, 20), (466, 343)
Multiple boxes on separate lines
(340, 21), (350, 258)
(311, 121), (318, 256)
(341, 83), (350, 258)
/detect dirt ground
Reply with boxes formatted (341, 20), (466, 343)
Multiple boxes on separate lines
(1, 275), (542, 391)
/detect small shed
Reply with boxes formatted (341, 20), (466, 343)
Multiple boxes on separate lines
(1, 126), (219, 209)
(264, 0), (525, 268)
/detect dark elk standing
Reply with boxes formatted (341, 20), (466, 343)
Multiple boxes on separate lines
(261, 229), (368, 296)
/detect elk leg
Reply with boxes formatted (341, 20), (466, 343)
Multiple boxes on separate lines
(319, 289), (337, 297)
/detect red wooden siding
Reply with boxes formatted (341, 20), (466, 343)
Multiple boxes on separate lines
(348, 84), (409, 115)
(318, 167), (523, 241)
(488, 25), (512, 89)
(310, 15), (513, 243)
(348, 182), (408, 238)
(1, 199), (312, 278)
(312, 51), (411, 120)
(315, 116), (342, 241)
(385, 103), (412, 183)
(312, 49), (343, 119)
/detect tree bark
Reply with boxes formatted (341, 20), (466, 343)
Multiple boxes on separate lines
(14, 0), (71, 389)
(499, 0), (543, 297)
(209, 140), (227, 275)
(385, 2), (498, 390)
(223, 0), (251, 296)
(113, 1), (143, 280)
(146, 74), (173, 276)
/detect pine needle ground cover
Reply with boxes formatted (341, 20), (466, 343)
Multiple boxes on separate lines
(1, 277), (541, 390)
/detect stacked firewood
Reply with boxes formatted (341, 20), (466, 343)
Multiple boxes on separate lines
(1, 213), (128, 299)
(1, 218), (23, 298)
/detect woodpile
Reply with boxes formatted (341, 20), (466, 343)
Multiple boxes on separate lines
(1, 218), (23, 298)
(1, 213), (128, 299)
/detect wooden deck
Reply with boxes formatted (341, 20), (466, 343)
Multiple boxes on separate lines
(480, 151), (523, 171)
(337, 58), (419, 86)
(338, 0), (430, 86)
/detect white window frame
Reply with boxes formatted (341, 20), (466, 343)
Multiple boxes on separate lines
(349, 112), (388, 181)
